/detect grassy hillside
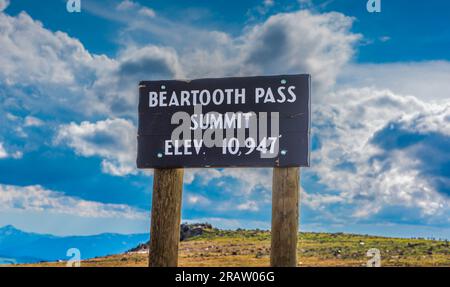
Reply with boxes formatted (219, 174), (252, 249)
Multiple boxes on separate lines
(12, 229), (450, 267)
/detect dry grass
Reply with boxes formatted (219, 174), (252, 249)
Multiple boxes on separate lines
(9, 230), (450, 267)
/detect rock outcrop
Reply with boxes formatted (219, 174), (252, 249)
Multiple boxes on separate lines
(128, 223), (213, 253)
(180, 223), (212, 241)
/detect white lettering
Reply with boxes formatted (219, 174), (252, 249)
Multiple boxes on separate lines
(165, 140), (173, 155)
(255, 88), (265, 104)
(149, 92), (158, 107)
(287, 86), (296, 102)
(169, 91), (180, 106)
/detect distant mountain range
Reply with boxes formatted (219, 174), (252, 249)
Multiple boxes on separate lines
(0, 225), (149, 264)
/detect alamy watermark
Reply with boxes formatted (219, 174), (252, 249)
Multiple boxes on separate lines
(366, 248), (381, 267)
(66, 248), (81, 267)
(67, 0), (81, 13)
(168, 104), (281, 159)
(367, 0), (381, 13)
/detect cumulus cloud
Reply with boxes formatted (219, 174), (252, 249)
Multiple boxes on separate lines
(371, 108), (450, 198)
(388, 106), (450, 137)
(182, 86), (447, 222)
(308, 88), (449, 218)
(0, 9), (183, 172)
(0, 13), (97, 85)
(175, 10), (359, 96)
(0, 11), (118, 118)
(0, 11), (179, 122)
(0, 184), (146, 219)
(117, 46), (183, 80)
(239, 11), (359, 94)
(0, 8), (358, 146)
(85, 7), (359, 94)
(55, 119), (137, 176)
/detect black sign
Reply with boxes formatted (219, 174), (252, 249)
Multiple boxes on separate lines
(137, 74), (310, 168)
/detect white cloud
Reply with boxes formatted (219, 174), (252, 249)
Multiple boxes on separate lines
(139, 7), (156, 18)
(186, 194), (211, 206)
(84, 8), (359, 94)
(55, 119), (137, 176)
(0, 10), (179, 122)
(117, 45), (183, 80)
(185, 168), (272, 210)
(0, 142), (21, 159)
(24, 116), (44, 127)
(0, 184), (146, 219)
(309, 87), (449, 218)
(0, 8), (359, 167)
(237, 201), (259, 212)
(116, 1), (156, 18)
(221, 168), (272, 195)
(303, 192), (344, 210)
(396, 106), (450, 136)
(11, 151), (22, 159)
(116, 0), (139, 11)
(0, 0), (9, 12)
(0, 11), (119, 118)
(339, 61), (450, 102)
(176, 10), (360, 96)
(0, 10), (183, 171)
(244, 11), (359, 93)
(184, 168), (222, 184)
(186, 87), (449, 221)
(0, 13), (97, 85)
(0, 142), (7, 159)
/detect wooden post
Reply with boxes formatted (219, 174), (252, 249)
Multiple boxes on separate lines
(149, 168), (184, 267)
(271, 167), (300, 267)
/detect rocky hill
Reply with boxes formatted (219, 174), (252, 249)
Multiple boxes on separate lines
(13, 225), (449, 267)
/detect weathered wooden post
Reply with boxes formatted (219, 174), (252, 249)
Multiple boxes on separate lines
(149, 168), (184, 267)
(271, 167), (300, 267)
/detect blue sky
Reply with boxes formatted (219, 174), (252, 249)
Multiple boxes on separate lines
(0, 0), (449, 239)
